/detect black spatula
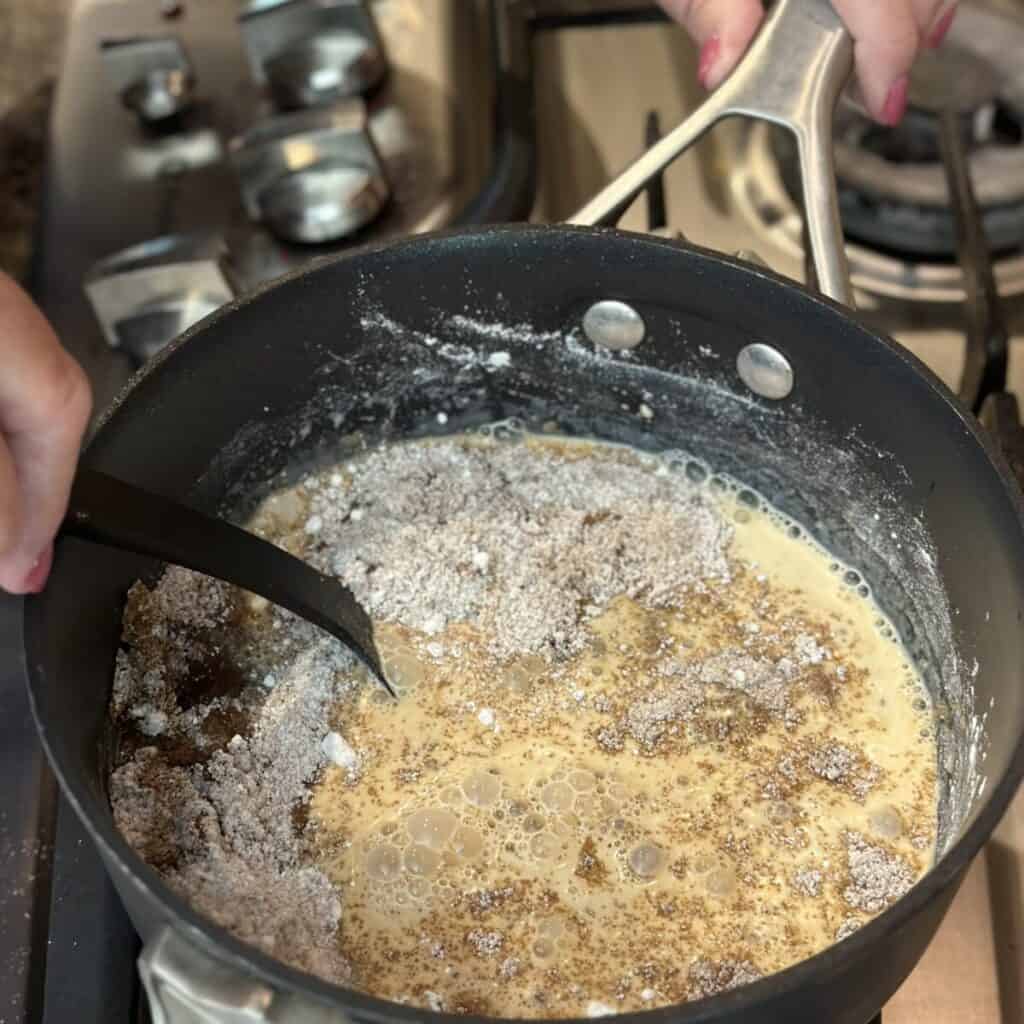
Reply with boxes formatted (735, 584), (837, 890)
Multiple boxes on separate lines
(62, 468), (395, 697)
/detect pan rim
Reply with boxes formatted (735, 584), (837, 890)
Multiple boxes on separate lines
(25, 222), (1024, 1023)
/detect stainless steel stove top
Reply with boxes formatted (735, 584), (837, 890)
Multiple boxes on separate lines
(2, 2), (1022, 1022)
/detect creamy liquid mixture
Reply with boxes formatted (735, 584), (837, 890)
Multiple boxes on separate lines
(257, 436), (938, 1016)
(110, 433), (938, 1018)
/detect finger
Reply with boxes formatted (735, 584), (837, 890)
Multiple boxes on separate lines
(659, 0), (765, 91)
(831, 0), (921, 124)
(918, 0), (958, 48)
(0, 273), (92, 594)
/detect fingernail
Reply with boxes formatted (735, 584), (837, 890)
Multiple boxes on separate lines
(21, 544), (53, 594)
(697, 34), (721, 90)
(881, 74), (909, 126)
(927, 5), (957, 47)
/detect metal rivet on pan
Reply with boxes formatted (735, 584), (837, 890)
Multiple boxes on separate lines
(736, 343), (794, 400)
(582, 300), (645, 350)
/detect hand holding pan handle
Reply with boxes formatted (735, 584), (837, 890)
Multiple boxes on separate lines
(569, 0), (855, 309)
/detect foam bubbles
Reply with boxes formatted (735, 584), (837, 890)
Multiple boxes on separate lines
(406, 808), (458, 851)
(366, 843), (402, 882)
(628, 842), (665, 879)
(463, 770), (502, 807)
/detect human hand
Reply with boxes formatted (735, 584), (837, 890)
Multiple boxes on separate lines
(0, 272), (92, 594)
(659, 1), (957, 125)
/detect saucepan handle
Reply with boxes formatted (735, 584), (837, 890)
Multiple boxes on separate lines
(139, 926), (341, 1024)
(569, 0), (855, 308)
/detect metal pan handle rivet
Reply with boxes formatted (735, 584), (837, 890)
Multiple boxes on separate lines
(737, 343), (794, 399)
(582, 300), (646, 350)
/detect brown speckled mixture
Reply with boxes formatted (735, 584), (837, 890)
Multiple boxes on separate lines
(108, 434), (938, 1017)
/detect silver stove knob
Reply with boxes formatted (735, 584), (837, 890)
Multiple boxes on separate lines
(101, 37), (196, 124)
(239, 0), (387, 109)
(230, 98), (391, 245)
(121, 66), (194, 122)
(84, 236), (234, 364)
(258, 162), (388, 244)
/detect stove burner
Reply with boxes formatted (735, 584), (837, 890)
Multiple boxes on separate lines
(732, 2), (1024, 302)
(825, 8), (1024, 261)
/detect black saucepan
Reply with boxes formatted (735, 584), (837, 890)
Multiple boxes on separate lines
(21, 2), (1024, 1024)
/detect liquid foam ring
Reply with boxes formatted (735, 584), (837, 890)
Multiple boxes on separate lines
(365, 844), (403, 882)
(492, 418), (525, 441)
(535, 916), (564, 940)
(451, 825), (484, 860)
(737, 488), (762, 509)
(628, 842), (666, 879)
(684, 459), (709, 485)
(407, 876), (433, 900)
(404, 845), (441, 878)
(529, 832), (561, 861)
(523, 812), (546, 834)
(868, 804), (903, 839)
(706, 865), (737, 898)
(463, 770), (502, 807)
(406, 808), (459, 851)
(788, 524), (803, 539)
(709, 476), (728, 494)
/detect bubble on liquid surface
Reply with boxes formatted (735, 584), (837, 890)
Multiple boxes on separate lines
(530, 832), (561, 861)
(542, 781), (574, 813)
(406, 808), (459, 851)
(463, 770), (502, 807)
(381, 648), (425, 692)
(569, 770), (596, 792)
(535, 916), (564, 940)
(692, 851), (718, 874)
(869, 804), (904, 839)
(523, 813), (546, 834)
(628, 842), (666, 879)
(451, 826), (484, 860)
(407, 876), (432, 900)
(504, 654), (546, 693)
(706, 866), (737, 898)
(405, 845), (442, 878)
(366, 844), (402, 882)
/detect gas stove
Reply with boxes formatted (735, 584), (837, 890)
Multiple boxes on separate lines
(2, 2), (1022, 1022)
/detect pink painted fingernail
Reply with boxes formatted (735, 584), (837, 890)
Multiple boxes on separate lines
(881, 74), (909, 126)
(697, 34), (721, 90)
(927, 5), (957, 48)
(21, 544), (53, 594)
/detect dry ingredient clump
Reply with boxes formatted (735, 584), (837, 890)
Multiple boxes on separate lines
(109, 567), (360, 979)
(792, 867), (824, 898)
(303, 442), (732, 660)
(687, 959), (763, 999)
(843, 831), (915, 913)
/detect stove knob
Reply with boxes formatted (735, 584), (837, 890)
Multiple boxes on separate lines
(259, 162), (388, 244)
(230, 98), (390, 245)
(101, 37), (196, 124)
(239, 0), (387, 109)
(84, 236), (234, 364)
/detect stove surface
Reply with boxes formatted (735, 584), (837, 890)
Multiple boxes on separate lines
(2, 2), (1023, 1023)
